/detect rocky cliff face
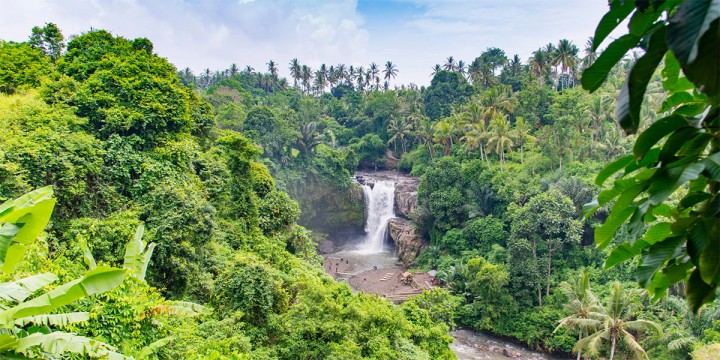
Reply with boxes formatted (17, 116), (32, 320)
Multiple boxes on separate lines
(385, 173), (427, 265)
(394, 176), (419, 219)
(388, 218), (427, 265)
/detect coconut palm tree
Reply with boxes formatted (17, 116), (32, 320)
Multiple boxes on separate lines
(574, 282), (663, 360)
(479, 85), (516, 126)
(582, 37), (597, 70)
(387, 116), (414, 154)
(530, 48), (551, 85)
(383, 61), (398, 86)
(301, 65), (313, 94)
(457, 60), (467, 77)
(296, 122), (323, 156)
(461, 123), (488, 163)
(412, 115), (435, 159)
(486, 114), (514, 170)
(433, 119), (456, 156)
(444, 56), (457, 71)
(513, 117), (535, 163)
(555, 269), (600, 360)
(267, 60), (278, 87)
(553, 39), (579, 90)
(369, 62), (380, 90)
(244, 65), (254, 73)
(289, 58), (301, 88)
(431, 64), (442, 77)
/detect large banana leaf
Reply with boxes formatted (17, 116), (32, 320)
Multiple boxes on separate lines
(15, 312), (90, 327)
(0, 266), (125, 326)
(123, 225), (155, 280)
(14, 331), (131, 359)
(0, 273), (58, 303)
(0, 186), (55, 274)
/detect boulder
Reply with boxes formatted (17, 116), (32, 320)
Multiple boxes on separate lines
(317, 240), (335, 254)
(388, 218), (427, 265)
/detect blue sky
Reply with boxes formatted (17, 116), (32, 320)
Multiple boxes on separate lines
(1, 0), (614, 86)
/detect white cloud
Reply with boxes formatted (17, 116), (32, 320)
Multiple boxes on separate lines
(0, 0), (368, 79)
(0, 0), (620, 86)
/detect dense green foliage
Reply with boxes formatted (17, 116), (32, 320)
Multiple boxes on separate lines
(0, 28), (454, 359)
(1, 1), (718, 357)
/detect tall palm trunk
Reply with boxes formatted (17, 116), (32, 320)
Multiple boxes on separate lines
(576, 332), (583, 360)
(610, 333), (617, 360)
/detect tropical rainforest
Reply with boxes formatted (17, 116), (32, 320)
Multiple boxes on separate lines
(0, 0), (718, 359)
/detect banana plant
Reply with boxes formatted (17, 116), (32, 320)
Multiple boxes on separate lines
(0, 187), (129, 359)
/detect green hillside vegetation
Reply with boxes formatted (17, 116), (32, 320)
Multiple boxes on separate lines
(0, 29), (454, 359)
(0, 0), (718, 358)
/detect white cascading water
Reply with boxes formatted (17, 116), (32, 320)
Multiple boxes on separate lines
(358, 179), (395, 253)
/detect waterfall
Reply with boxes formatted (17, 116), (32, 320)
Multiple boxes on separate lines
(359, 179), (395, 253)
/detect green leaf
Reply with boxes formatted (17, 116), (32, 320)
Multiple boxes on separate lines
(643, 222), (673, 245)
(679, 192), (712, 211)
(595, 154), (634, 186)
(648, 163), (705, 205)
(661, 47), (681, 89)
(617, 26), (669, 134)
(637, 235), (684, 287)
(583, 34), (641, 92)
(632, 114), (688, 160)
(669, 0), (720, 97)
(667, 0), (719, 65)
(0, 273), (58, 303)
(659, 92), (695, 113)
(138, 336), (174, 359)
(687, 268), (716, 313)
(699, 220), (720, 284)
(0, 186), (55, 246)
(606, 240), (649, 268)
(15, 312), (90, 327)
(593, 0), (636, 51)
(702, 151), (720, 181)
(0, 266), (125, 324)
(596, 205), (637, 249)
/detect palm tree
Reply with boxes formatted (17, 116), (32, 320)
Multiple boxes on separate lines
(457, 60), (467, 77)
(553, 39), (579, 90)
(431, 64), (442, 77)
(574, 282), (663, 360)
(387, 116), (414, 154)
(582, 37), (597, 70)
(289, 58), (301, 89)
(461, 123), (488, 163)
(554, 269), (600, 360)
(301, 65), (313, 94)
(433, 119), (456, 156)
(244, 65), (254, 73)
(486, 114), (514, 170)
(479, 85), (516, 126)
(369, 62), (380, 90)
(229, 63), (239, 77)
(444, 56), (456, 71)
(297, 122), (323, 156)
(412, 115), (435, 159)
(513, 117), (535, 163)
(530, 48), (551, 85)
(507, 55), (522, 76)
(383, 61), (398, 86)
(584, 93), (612, 157)
(267, 60), (278, 87)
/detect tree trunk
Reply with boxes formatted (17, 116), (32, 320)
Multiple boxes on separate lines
(546, 240), (553, 297)
(576, 332), (583, 360)
(610, 333), (617, 360)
